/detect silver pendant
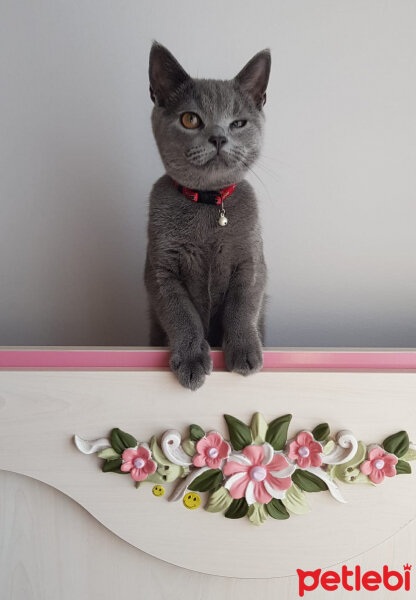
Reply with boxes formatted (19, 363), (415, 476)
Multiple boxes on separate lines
(218, 208), (228, 227)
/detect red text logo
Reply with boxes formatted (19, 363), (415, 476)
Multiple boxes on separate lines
(297, 564), (411, 596)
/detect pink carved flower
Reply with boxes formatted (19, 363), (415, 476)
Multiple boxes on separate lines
(121, 444), (157, 482)
(288, 432), (323, 469)
(360, 446), (398, 484)
(223, 443), (295, 505)
(193, 432), (230, 469)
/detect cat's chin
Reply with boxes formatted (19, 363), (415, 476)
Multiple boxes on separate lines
(168, 159), (247, 190)
(204, 151), (242, 169)
(170, 169), (246, 191)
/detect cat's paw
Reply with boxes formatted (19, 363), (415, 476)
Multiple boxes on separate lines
(170, 340), (213, 391)
(224, 334), (263, 376)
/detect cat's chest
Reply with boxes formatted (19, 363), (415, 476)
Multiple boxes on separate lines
(177, 234), (229, 277)
(175, 201), (252, 279)
(177, 236), (231, 312)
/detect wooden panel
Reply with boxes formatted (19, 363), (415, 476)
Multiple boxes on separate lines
(2, 469), (415, 600)
(1, 368), (416, 578)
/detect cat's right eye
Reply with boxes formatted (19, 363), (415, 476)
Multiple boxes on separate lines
(181, 112), (202, 129)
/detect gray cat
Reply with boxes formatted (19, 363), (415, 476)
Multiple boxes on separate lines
(145, 42), (270, 390)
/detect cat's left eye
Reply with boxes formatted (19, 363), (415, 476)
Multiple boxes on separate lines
(230, 120), (247, 129)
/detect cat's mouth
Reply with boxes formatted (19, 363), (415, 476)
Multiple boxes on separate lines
(185, 147), (224, 167)
(184, 146), (248, 172)
(207, 153), (227, 165)
(205, 149), (245, 170)
(189, 151), (236, 168)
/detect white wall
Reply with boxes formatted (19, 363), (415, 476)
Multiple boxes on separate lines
(1, 0), (415, 347)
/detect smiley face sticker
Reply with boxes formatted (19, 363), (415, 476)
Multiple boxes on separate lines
(152, 485), (165, 497)
(183, 492), (201, 510)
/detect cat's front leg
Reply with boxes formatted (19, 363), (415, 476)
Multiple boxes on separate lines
(150, 269), (212, 390)
(222, 259), (266, 376)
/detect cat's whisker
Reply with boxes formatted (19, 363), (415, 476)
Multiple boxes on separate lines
(258, 153), (289, 165)
(237, 157), (274, 204)
(253, 160), (281, 185)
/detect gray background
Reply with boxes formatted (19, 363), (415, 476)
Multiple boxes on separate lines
(1, 0), (415, 348)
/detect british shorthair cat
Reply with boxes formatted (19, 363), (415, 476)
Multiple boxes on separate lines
(145, 42), (270, 390)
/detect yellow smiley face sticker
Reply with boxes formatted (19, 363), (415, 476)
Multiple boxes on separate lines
(152, 485), (165, 497)
(183, 492), (201, 510)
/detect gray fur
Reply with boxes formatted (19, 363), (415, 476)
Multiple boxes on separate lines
(145, 43), (270, 390)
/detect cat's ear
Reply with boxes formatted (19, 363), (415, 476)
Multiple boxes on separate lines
(235, 49), (271, 109)
(149, 42), (190, 106)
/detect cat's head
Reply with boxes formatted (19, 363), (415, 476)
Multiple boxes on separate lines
(149, 42), (271, 190)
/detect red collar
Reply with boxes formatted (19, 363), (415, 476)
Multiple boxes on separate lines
(173, 180), (237, 206)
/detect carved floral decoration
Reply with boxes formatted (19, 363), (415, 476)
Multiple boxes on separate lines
(74, 413), (415, 526)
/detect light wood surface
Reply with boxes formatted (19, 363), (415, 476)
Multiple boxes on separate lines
(1, 469), (415, 600)
(1, 368), (416, 580)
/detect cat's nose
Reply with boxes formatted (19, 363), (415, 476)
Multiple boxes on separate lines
(208, 135), (227, 153)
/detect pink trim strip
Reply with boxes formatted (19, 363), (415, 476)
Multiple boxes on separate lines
(0, 349), (415, 370)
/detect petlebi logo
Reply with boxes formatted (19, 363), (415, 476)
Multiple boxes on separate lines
(297, 564), (412, 596)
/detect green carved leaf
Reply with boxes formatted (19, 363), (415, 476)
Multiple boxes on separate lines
(265, 414), (292, 451)
(102, 458), (123, 473)
(148, 437), (184, 482)
(323, 439), (336, 455)
(182, 438), (196, 457)
(332, 465), (373, 485)
(396, 459), (412, 475)
(146, 472), (168, 484)
(188, 469), (223, 492)
(331, 440), (368, 483)
(150, 436), (172, 467)
(161, 465), (184, 483)
(205, 486), (233, 513)
(327, 464), (336, 478)
(224, 498), (249, 519)
(344, 440), (367, 468)
(328, 441), (376, 485)
(146, 465), (185, 484)
(383, 431), (409, 458)
(248, 503), (268, 526)
(312, 423), (330, 442)
(250, 412), (268, 445)
(266, 498), (290, 520)
(349, 472), (373, 485)
(110, 428), (137, 455)
(292, 469), (328, 492)
(224, 414), (252, 450)
(282, 483), (310, 515)
(190, 424), (205, 442)
(98, 447), (120, 460)
(402, 447), (416, 462)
